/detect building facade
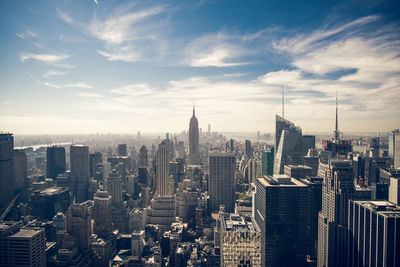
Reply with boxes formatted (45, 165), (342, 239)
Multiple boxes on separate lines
(156, 141), (173, 196)
(218, 213), (261, 266)
(46, 146), (66, 179)
(70, 145), (90, 203)
(0, 133), (14, 207)
(254, 175), (309, 266)
(348, 200), (400, 267)
(318, 160), (355, 267)
(208, 152), (235, 213)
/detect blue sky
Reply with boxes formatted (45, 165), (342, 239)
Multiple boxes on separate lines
(0, 0), (399, 134)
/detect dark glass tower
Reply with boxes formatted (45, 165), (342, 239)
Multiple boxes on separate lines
(46, 146), (66, 179)
(0, 133), (14, 207)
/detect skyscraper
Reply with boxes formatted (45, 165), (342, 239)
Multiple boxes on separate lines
(138, 145), (148, 168)
(46, 146), (66, 179)
(66, 201), (93, 252)
(208, 152), (235, 213)
(118, 144), (127, 156)
(93, 190), (113, 237)
(156, 141), (172, 196)
(261, 147), (274, 176)
(245, 139), (252, 159)
(13, 149), (27, 192)
(389, 129), (400, 169)
(0, 224), (46, 267)
(348, 200), (400, 267)
(274, 123), (303, 175)
(189, 106), (200, 165)
(275, 114), (295, 151)
(302, 135), (315, 156)
(89, 151), (102, 178)
(218, 213), (261, 266)
(318, 160), (355, 267)
(254, 175), (309, 266)
(106, 169), (123, 207)
(0, 133), (14, 207)
(70, 145), (89, 203)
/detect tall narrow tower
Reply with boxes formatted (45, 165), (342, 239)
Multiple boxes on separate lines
(70, 145), (89, 203)
(282, 83), (285, 119)
(156, 141), (172, 196)
(0, 133), (14, 206)
(334, 93), (340, 141)
(317, 160), (355, 267)
(189, 105), (200, 165)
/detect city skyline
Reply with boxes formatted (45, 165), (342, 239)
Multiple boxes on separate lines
(1, 0), (399, 135)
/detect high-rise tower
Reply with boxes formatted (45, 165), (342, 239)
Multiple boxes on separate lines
(156, 141), (172, 196)
(189, 105), (200, 165)
(254, 175), (309, 266)
(334, 93), (340, 141)
(274, 116), (303, 174)
(93, 191), (113, 237)
(317, 160), (355, 267)
(0, 133), (14, 207)
(139, 145), (148, 168)
(70, 145), (90, 203)
(46, 146), (66, 179)
(208, 152), (235, 213)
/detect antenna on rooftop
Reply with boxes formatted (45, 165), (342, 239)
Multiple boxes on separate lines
(282, 83), (285, 119)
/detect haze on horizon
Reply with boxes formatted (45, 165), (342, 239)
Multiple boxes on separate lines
(1, 0), (399, 135)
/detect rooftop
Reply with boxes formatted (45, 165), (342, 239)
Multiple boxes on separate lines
(9, 228), (42, 239)
(353, 200), (400, 215)
(221, 214), (257, 232)
(257, 175), (307, 187)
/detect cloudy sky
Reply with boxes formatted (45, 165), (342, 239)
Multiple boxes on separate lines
(1, 0), (399, 134)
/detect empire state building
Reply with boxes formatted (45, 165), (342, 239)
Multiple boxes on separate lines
(189, 106), (200, 165)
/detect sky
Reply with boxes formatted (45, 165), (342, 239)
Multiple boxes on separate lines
(0, 0), (399, 135)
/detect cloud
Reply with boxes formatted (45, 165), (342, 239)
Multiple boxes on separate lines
(97, 47), (140, 62)
(20, 53), (69, 63)
(273, 15), (380, 55)
(111, 83), (156, 96)
(94, 0), (99, 5)
(57, 9), (74, 25)
(36, 78), (93, 89)
(88, 5), (165, 45)
(57, 4), (168, 63)
(78, 92), (103, 98)
(185, 34), (251, 67)
(43, 70), (68, 78)
(64, 83), (93, 89)
(16, 30), (37, 39)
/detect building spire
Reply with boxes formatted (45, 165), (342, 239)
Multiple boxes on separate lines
(334, 91), (340, 141)
(193, 100), (195, 117)
(282, 83), (285, 119)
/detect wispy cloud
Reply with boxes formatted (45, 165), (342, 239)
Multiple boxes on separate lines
(93, 0), (99, 5)
(57, 4), (168, 63)
(267, 15), (400, 113)
(35, 77), (93, 89)
(78, 92), (103, 98)
(43, 70), (68, 78)
(273, 15), (381, 55)
(97, 46), (140, 62)
(16, 30), (37, 39)
(57, 9), (74, 26)
(65, 83), (93, 89)
(20, 53), (69, 63)
(88, 5), (165, 45)
(111, 83), (156, 96)
(185, 33), (251, 67)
